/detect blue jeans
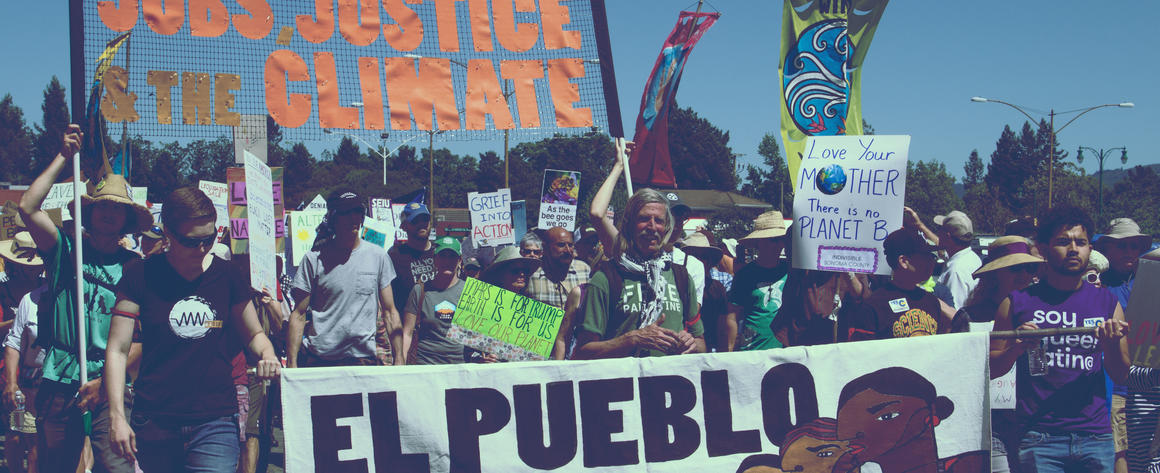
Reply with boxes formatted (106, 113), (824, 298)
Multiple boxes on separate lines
(132, 413), (240, 473)
(1018, 431), (1114, 473)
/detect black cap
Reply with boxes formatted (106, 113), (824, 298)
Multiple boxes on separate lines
(327, 189), (364, 215)
(883, 228), (939, 261)
(664, 191), (691, 215)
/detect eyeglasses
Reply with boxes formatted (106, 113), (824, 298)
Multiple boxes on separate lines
(170, 232), (217, 249)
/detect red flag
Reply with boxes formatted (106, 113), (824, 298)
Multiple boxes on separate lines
(629, 11), (719, 188)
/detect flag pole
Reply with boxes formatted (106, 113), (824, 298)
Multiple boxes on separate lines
(72, 152), (92, 434)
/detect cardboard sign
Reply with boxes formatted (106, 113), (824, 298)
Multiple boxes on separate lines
(360, 217), (395, 251)
(370, 198), (392, 222)
(538, 169), (581, 231)
(288, 210), (326, 267)
(131, 187), (148, 207)
(227, 166), (286, 254)
(468, 189), (514, 247)
(969, 322), (1015, 409)
(282, 333), (991, 473)
(306, 194), (327, 212)
(41, 183), (76, 220)
(791, 135), (910, 275)
(446, 278), (565, 361)
(1127, 258), (1160, 367)
(244, 151), (277, 294)
(391, 203), (408, 242)
(198, 180), (230, 239)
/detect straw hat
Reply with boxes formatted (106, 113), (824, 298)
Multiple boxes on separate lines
(740, 210), (790, 242)
(0, 232), (43, 266)
(1097, 218), (1150, 249)
(679, 232), (723, 263)
(1143, 246), (1160, 261)
(972, 236), (1043, 278)
(80, 174), (152, 234)
(481, 246), (541, 283)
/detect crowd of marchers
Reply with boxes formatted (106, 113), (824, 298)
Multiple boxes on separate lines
(0, 125), (1154, 473)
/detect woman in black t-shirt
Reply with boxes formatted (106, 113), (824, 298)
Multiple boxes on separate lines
(104, 187), (280, 472)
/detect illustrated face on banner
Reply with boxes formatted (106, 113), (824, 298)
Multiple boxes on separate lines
(777, 418), (858, 473)
(835, 368), (954, 470)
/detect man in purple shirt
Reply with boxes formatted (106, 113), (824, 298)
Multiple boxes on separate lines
(990, 205), (1130, 472)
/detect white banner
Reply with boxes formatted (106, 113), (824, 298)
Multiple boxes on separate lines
(244, 151), (277, 294)
(198, 180), (230, 239)
(792, 136), (909, 275)
(282, 333), (989, 473)
(469, 189), (514, 247)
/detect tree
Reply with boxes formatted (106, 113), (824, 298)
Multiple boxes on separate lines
(475, 151), (504, 192)
(0, 94), (33, 183)
(33, 77), (70, 174)
(334, 137), (361, 166)
(739, 133), (791, 213)
(266, 115), (286, 168)
(962, 149), (984, 192)
(985, 124), (1034, 214)
(507, 131), (617, 223)
(283, 143), (316, 206)
(183, 137), (233, 184)
(667, 105), (737, 191)
(905, 160), (962, 223)
(1104, 166), (1160, 235)
(707, 205), (764, 240)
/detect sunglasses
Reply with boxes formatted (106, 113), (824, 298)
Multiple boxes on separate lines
(170, 232), (217, 249)
(519, 248), (543, 257)
(1085, 272), (1101, 285)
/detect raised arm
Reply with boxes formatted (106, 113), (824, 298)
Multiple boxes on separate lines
(19, 124), (82, 252)
(589, 148), (625, 251)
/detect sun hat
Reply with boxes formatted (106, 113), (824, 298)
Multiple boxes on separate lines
(721, 238), (739, 258)
(1143, 246), (1160, 261)
(740, 210), (790, 242)
(972, 236), (1044, 278)
(0, 232), (43, 266)
(1097, 218), (1150, 249)
(80, 173), (152, 234)
(679, 232), (723, 263)
(481, 246), (541, 283)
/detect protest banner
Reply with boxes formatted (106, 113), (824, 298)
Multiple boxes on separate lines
(1126, 258), (1160, 367)
(538, 169), (580, 231)
(282, 333), (990, 473)
(361, 216), (395, 250)
(511, 200), (528, 243)
(198, 180), (230, 239)
(41, 182), (75, 220)
(391, 203), (408, 242)
(370, 198), (392, 222)
(469, 189), (514, 247)
(244, 151), (277, 294)
(227, 166), (286, 254)
(446, 278), (564, 361)
(288, 210), (326, 267)
(791, 135), (909, 275)
(76, 1), (615, 145)
(969, 322), (1015, 409)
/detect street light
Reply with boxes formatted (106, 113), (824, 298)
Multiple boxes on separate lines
(323, 126), (424, 187)
(971, 97), (1133, 209)
(1076, 146), (1127, 227)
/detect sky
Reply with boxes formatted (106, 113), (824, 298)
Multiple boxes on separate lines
(0, 1), (1153, 183)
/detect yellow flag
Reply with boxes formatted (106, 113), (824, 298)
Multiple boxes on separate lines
(94, 31), (131, 82)
(779, 0), (888, 188)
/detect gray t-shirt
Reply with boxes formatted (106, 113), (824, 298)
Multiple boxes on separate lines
(292, 241), (396, 360)
(405, 278), (466, 365)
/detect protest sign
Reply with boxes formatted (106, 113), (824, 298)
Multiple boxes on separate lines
(198, 180), (230, 239)
(446, 278), (564, 361)
(131, 187), (148, 207)
(361, 217), (395, 251)
(391, 203), (408, 242)
(227, 166), (286, 254)
(244, 151), (277, 294)
(79, 2), (613, 143)
(41, 183), (75, 220)
(0, 213), (22, 240)
(1126, 258), (1160, 367)
(370, 198), (392, 222)
(791, 135), (909, 275)
(306, 194), (327, 212)
(511, 200), (528, 243)
(538, 169), (581, 231)
(282, 333), (990, 473)
(288, 210), (326, 267)
(468, 189), (514, 247)
(969, 322), (1015, 409)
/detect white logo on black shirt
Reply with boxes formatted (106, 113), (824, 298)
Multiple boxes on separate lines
(168, 296), (220, 340)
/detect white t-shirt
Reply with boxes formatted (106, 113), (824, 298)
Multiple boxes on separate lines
(938, 247), (982, 310)
(3, 285), (47, 379)
(671, 246), (705, 306)
(292, 241), (396, 360)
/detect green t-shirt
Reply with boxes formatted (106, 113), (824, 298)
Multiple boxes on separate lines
(579, 265), (703, 357)
(727, 263), (789, 351)
(39, 229), (136, 384)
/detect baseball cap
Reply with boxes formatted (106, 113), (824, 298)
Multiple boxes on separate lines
(884, 228), (939, 261)
(463, 256), (481, 269)
(327, 189), (365, 215)
(933, 210), (973, 239)
(433, 236), (461, 256)
(664, 191), (691, 215)
(402, 202), (431, 223)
